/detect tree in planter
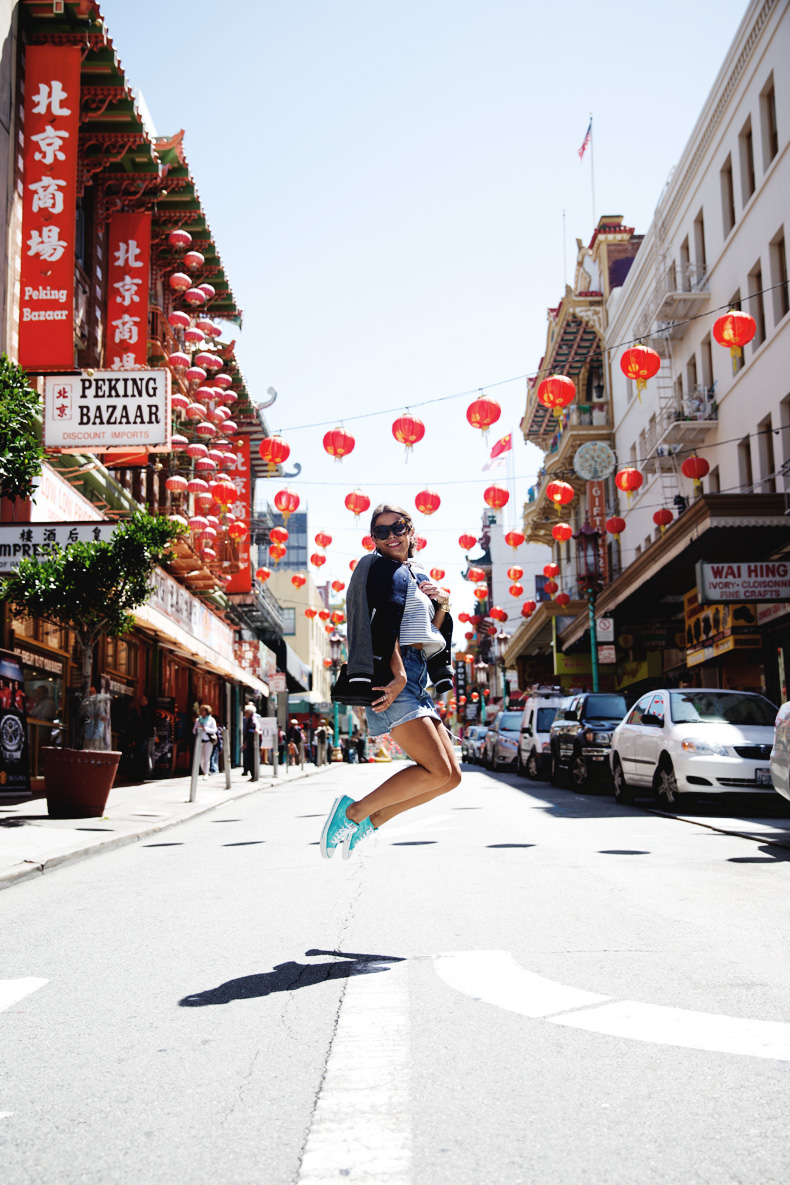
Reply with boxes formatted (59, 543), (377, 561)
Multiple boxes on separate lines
(0, 354), (45, 508)
(0, 513), (182, 749)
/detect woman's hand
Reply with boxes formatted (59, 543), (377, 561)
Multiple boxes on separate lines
(372, 672), (407, 713)
(418, 580), (445, 601)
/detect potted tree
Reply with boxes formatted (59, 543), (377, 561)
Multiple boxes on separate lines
(0, 354), (45, 513)
(0, 513), (181, 817)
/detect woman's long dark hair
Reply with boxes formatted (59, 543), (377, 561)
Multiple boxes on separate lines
(370, 503), (416, 558)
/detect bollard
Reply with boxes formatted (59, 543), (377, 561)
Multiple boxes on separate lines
(189, 732), (201, 802)
(252, 734), (260, 782)
(223, 725), (231, 791)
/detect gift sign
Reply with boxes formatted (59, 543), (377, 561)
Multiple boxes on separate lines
(105, 211), (151, 369)
(19, 46), (81, 369)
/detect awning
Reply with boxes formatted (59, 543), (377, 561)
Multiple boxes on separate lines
(273, 639), (311, 692)
(135, 601), (269, 695)
(559, 493), (790, 650)
(505, 600), (588, 665)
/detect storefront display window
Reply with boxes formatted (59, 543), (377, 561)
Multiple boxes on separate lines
(14, 645), (65, 778)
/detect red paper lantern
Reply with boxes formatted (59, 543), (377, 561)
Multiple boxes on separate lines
(331, 579), (346, 593)
(269, 542), (286, 563)
(505, 530), (525, 552)
(521, 600), (536, 617)
(614, 467), (643, 504)
(465, 631), (474, 641)
(473, 586), (488, 601)
(315, 531), (332, 549)
(184, 288), (206, 307)
(324, 625), (334, 635)
(305, 607), (318, 618)
(274, 487), (300, 522)
(184, 250), (205, 271)
(323, 658), (332, 669)
(459, 533), (477, 553)
(620, 344), (661, 400)
(197, 283), (215, 302)
(681, 454), (710, 491)
(544, 579), (558, 596)
(466, 395), (501, 433)
(545, 480), (574, 514)
(458, 696), (467, 706)
(165, 475), (188, 493)
(311, 552), (327, 568)
(458, 612), (471, 623)
(168, 228), (192, 249)
(413, 535), (427, 551)
(490, 606), (508, 622)
(552, 522), (573, 543)
(211, 478), (237, 506)
(467, 566), (486, 583)
(471, 691), (480, 702)
(415, 488), (441, 516)
(362, 535), (375, 552)
(430, 568), (445, 581)
(544, 562), (560, 579)
(507, 566), (524, 581)
(537, 374), (575, 419)
(323, 427), (355, 461)
(270, 526), (289, 546)
(555, 592), (570, 607)
(291, 573), (307, 589)
(484, 484), (509, 511)
(259, 435), (291, 474)
(653, 508), (673, 533)
(392, 413), (425, 453)
(168, 350), (190, 369)
(509, 583), (524, 597)
(344, 490), (370, 519)
(319, 609), (331, 621)
(228, 521), (247, 541)
(713, 309), (756, 367)
(255, 567), (272, 582)
(169, 271), (191, 293)
(349, 559), (358, 571)
(605, 516), (626, 540)
(331, 610), (345, 625)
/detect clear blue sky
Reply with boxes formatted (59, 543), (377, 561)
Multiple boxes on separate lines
(103, 0), (750, 618)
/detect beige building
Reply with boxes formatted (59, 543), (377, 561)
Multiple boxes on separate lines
(267, 570), (333, 704)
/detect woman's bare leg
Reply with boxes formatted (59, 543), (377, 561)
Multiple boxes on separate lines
(346, 718), (461, 827)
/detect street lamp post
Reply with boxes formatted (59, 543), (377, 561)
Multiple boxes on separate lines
(474, 658), (489, 723)
(496, 630), (510, 708)
(329, 632), (342, 751)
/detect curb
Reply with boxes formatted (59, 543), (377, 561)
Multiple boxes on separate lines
(0, 763), (335, 890)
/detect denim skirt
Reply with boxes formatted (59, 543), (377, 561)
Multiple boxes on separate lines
(365, 646), (441, 738)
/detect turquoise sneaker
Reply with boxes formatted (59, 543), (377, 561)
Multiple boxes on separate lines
(342, 816), (375, 860)
(320, 795), (358, 859)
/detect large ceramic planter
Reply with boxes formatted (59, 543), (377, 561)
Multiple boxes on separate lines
(40, 747), (121, 819)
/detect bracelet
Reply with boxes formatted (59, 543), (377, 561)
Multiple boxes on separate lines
(438, 598), (451, 611)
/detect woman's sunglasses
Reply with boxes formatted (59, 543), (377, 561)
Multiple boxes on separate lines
(372, 520), (410, 541)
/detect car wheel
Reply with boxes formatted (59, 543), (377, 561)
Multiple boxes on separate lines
(550, 747), (565, 787)
(612, 756), (635, 805)
(570, 750), (592, 791)
(526, 750), (541, 781)
(654, 758), (683, 808)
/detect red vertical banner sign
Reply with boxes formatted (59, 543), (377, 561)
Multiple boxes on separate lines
(586, 480), (610, 584)
(105, 212), (151, 368)
(224, 436), (252, 593)
(18, 46), (81, 370)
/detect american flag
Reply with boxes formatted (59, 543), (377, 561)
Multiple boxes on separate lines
(578, 120), (592, 160)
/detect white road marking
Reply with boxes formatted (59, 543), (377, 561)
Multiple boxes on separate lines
(434, 952), (790, 1062)
(297, 960), (411, 1183)
(0, 978), (48, 1013)
(0, 1112), (13, 1120)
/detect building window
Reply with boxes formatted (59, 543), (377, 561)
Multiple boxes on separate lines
(770, 228), (789, 324)
(693, 209), (706, 273)
(629, 441), (637, 467)
(686, 353), (698, 397)
(720, 155), (736, 238)
(739, 117), (756, 204)
(747, 262), (766, 348)
(679, 237), (691, 291)
(708, 466), (720, 493)
(760, 74), (778, 168)
(674, 374), (684, 402)
(738, 436), (753, 491)
(730, 289), (744, 373)
(757, 415), (776, 493)
(701, 335), (713, 393)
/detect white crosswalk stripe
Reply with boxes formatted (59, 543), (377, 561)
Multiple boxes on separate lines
(0, 978), (48, 1013)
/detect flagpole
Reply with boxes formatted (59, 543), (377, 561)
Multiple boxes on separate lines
(589, 113), (596, 226)
(562, 208), (567, 289)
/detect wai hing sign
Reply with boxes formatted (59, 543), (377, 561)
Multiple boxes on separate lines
(697, 561), (790, 603)
(43, 370), (171, 451)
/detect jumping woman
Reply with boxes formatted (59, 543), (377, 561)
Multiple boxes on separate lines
(320, 503), (462, 860)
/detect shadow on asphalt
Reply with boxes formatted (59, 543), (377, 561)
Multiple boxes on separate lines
(179, 949), (405, 1007)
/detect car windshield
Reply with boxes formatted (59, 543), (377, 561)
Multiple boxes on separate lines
(670, 691), (776, 726)
(585, 695), (627, 719)
(500, 713), (522, 731)
(536, 707), (557, 732)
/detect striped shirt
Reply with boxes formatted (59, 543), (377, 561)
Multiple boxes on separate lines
(399, 572), (445, 658)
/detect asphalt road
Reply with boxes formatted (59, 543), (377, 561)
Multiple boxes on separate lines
(3, 761), (790, 1185)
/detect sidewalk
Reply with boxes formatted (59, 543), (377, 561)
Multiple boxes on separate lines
(0, 761), (336, 890)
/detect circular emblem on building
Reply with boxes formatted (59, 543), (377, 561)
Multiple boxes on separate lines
(573, 441), (616, 481)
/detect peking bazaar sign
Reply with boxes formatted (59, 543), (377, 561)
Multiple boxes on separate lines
(19, 46), (81, 370)
(223, 436), (252, 594)
(42, 369), (171, 451)
(105, 212), (151, 369)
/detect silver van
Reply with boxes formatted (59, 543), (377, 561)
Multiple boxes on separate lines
(517, 689), (563, 780)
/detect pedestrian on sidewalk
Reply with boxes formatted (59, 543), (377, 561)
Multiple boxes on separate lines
(242, 703), (258, 777)
(315, 719), (328, 766)
(193, 704), (218, 776)
(319, 503), (460, 860)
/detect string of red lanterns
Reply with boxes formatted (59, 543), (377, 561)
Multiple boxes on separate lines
(620, 344), (661, 401)
(537, 374), (575, 420)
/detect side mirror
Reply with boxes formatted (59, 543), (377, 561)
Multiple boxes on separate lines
(521, 726), (532, 736)
(641, 712), (663, 728)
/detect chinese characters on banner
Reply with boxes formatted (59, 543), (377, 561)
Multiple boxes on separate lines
(19, 46), (80, 370)
(586, 479), (610, 584)
(105, 211), (151, 369)
(224, 436), (252, 594)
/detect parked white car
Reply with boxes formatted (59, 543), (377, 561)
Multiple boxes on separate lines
(769, 702), (790, 804)
(517, 689), (563, 780)
(482, 711), (523, 770)
(610, 688), (777, 807)
(461, 725), (487, 765)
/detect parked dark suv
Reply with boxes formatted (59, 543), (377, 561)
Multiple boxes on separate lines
(549, 692), (628, 790)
